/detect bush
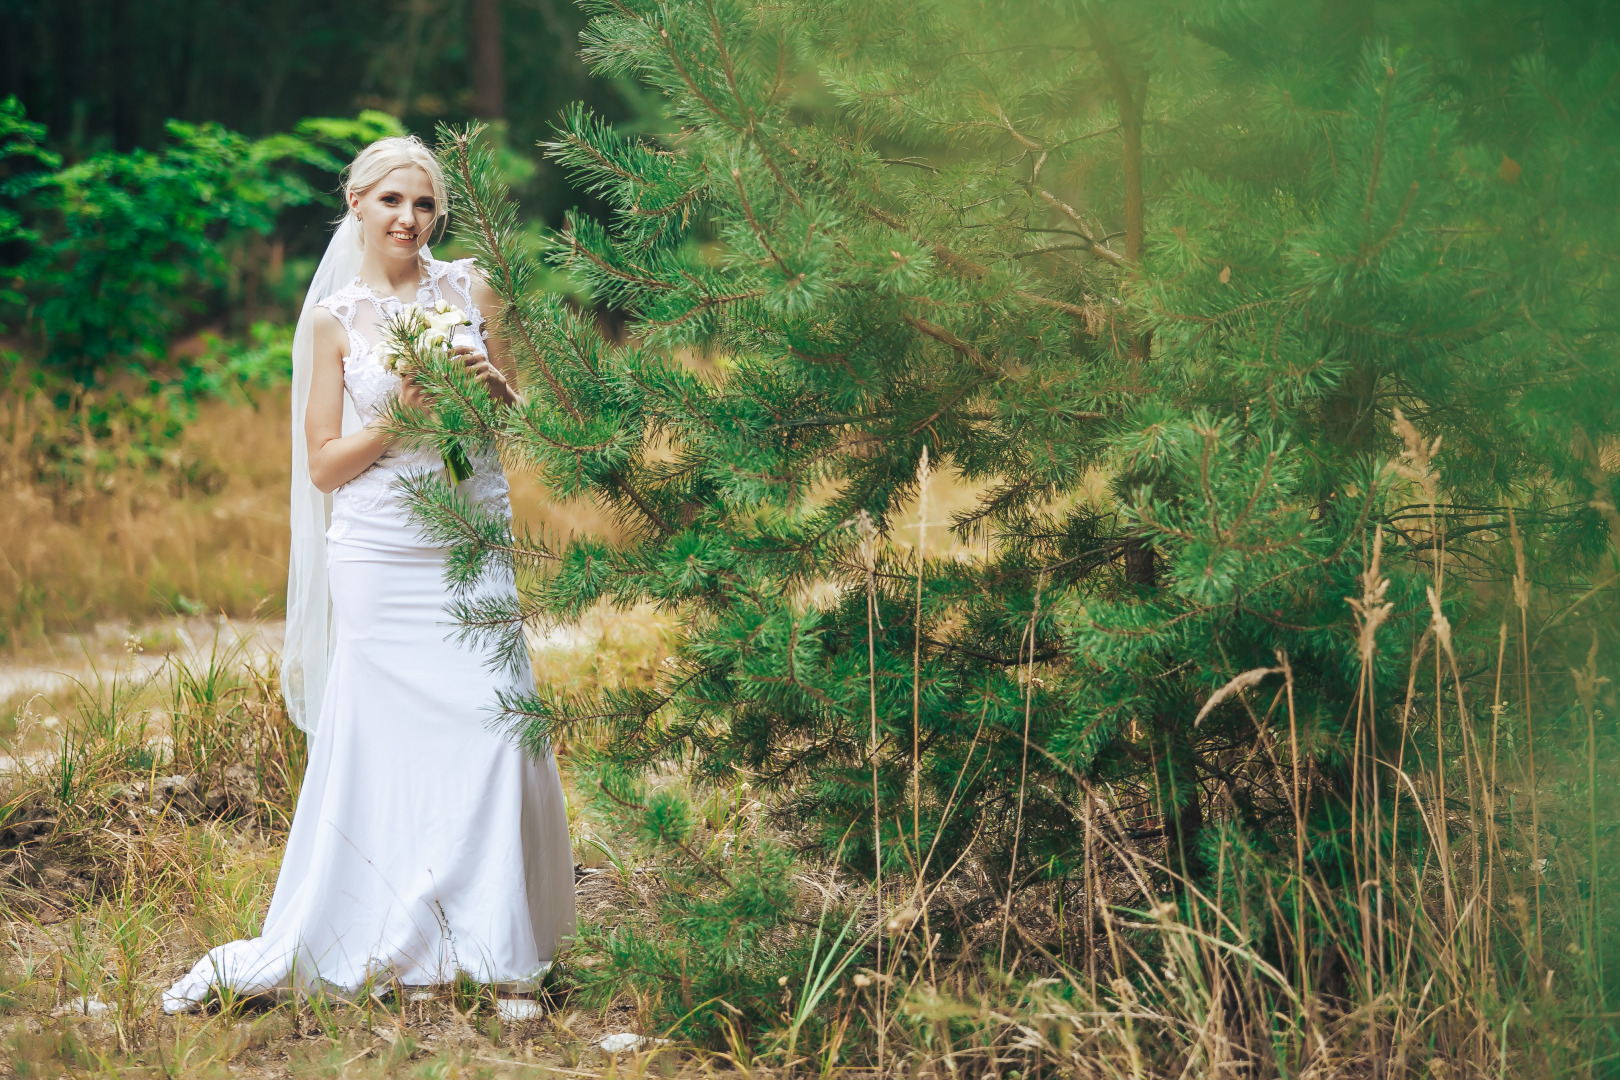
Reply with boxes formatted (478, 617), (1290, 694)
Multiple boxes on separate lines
(0, 98), (400, 380)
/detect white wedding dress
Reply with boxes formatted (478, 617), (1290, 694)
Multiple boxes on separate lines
(164, 257), (575, 1011)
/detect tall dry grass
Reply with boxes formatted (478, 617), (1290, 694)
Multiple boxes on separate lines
(555, 425), (1617, 1079)
(1, 370), (293, 649)
(0, 356), (622, 651)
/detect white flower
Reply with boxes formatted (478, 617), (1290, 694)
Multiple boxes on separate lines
(376, 340), (402, 373)
(381, 300), (470, 372)
(422, 304), (469, 348)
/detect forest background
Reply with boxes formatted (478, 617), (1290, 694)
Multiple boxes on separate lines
(0, 1), (1619, 1079)
(0, 0), (642, 637)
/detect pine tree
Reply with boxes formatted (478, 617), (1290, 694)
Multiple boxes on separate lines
(395, 0), (1620, 1050)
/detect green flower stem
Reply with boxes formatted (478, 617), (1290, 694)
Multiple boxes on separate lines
(441, 438), (473, 484)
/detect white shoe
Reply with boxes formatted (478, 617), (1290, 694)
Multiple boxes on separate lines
(162, 990), (204, 1015)
(496, 997), (544, 1021)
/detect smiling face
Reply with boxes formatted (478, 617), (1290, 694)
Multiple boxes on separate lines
(348, 165), (439, 260)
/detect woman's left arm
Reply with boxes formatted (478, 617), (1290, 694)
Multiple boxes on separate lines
(452, 274), (519, 406)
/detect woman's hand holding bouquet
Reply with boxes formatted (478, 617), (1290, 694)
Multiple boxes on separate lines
(378, 300), (480, 483)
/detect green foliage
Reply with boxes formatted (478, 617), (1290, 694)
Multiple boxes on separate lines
(406, 0), (1620, 1053)
(292, 111), (409, 154)
(0, 98), (60, 306)
(167, 322), (298, 405)
(571, 758), (811, 1044)
(0, 102), (379, 492)
(2, 323), (292, 491)
(0, 101), (395, 379)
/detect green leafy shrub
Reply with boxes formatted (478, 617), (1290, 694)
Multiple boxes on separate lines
(0, 102), (403, 492)
(0, 99), (401, 379)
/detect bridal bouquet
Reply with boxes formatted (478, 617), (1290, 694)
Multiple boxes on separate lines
(379, 299), (475, 484)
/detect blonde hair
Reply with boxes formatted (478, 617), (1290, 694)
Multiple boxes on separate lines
(341, 135), (448, 245)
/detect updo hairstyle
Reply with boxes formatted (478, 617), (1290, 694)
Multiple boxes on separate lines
(341, 135), (449, 246)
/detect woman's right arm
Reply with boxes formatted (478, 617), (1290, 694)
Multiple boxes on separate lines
(305, 309), (412, 493)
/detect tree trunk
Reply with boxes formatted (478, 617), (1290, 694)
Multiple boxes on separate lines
(167, 0), (196, 119)
(1122, 539), (1156, 588)
(109, 0), (137, 149)
(1168, 774), (1206, 882)
(1321, 363), (1379, 449)
(0, 0), (24, 100)
(1158, 720), (1207, 887)
(1091, 14), (1159, 587)
(470, 0), (505, 119)
(1087, 13), (1151, 361)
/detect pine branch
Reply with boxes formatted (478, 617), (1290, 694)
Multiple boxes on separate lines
(441, 126), (584, 422)
(559, 223), (678, 292)
(1033, 189), (1127, 267)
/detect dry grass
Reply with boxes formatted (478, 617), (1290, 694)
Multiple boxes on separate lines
(0, 617), (699, 1080)
(0, 366), (688, 1076)
(574, 733), (1613, 1078)
(0, 362), (622, 651)
(0, 377), (1613, 1079)
(0, 580), (1609, 1079)
(544, 440), (1618, 1078)
(1, 378), (294, 650)
(5, 628), (1605, 1080)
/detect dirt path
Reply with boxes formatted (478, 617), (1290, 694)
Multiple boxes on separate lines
(2, 614), (599, 723)
(0, 616), (285, 729)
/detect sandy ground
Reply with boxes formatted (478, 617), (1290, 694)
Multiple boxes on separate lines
(0, 616), (283, 729)
(1, 616), (598, 707)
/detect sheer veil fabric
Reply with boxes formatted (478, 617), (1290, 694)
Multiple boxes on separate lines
(284, 215), (360, 732)
(282, 217), (427, 731)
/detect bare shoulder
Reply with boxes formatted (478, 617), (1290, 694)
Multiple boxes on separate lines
(311, 306), (348, 358)
(455, 262), (496, 302)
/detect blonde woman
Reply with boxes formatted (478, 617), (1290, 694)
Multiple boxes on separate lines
(164, 136), (575, 1012)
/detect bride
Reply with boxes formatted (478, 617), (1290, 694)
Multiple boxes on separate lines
(164, 136), (576, 1012)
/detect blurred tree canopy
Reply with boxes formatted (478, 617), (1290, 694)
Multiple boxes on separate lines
(0, 102), (410, 377)
(0, 0), (656, 379)
(0, 0), (637, 228)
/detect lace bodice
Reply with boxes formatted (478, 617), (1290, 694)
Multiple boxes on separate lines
(316, 258), (509, 538)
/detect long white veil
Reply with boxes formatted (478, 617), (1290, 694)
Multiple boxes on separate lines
(283, 215), (434, 732)
(282, 215), (362, 732)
